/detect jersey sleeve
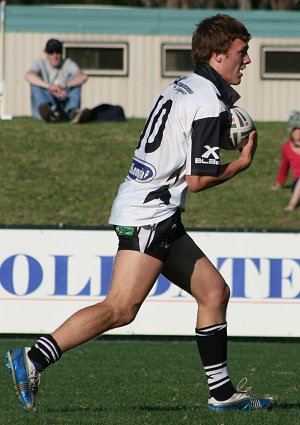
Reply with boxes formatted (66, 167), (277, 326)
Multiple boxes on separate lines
(187, 110), (228, 176)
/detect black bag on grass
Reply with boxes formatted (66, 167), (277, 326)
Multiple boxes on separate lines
(89, 104), (126, 122)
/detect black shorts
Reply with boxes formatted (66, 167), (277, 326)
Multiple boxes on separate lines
(114, 210), (186, 262)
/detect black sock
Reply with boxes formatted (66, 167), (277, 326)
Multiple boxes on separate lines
(28, 335), (62, 372)
(195, 323), (236, 401)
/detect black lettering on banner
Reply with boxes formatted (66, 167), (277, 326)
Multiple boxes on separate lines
(137, 96), (173, 153)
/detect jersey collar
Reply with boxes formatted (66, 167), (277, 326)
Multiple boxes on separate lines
(194, 63), (240, 108)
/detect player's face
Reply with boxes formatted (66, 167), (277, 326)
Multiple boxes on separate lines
(218, 38), (251, 86)
(46, 51), (62, 68)
(291, 128), (300, 148)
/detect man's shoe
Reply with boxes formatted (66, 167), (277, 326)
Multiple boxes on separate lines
(39, 104), (61, 123)
(70, 108), (91, 124)
(208, 378), (275, 412)
(4, 347), (41, 412)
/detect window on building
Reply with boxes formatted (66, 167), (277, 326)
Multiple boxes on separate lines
(63, 42), (129, 76)
(161, 44), (193, 77)
(261, 46), (300, 80)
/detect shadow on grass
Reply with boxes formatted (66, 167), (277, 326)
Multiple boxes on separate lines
(275, 402), (300, 410)
(44, 404), (195, 414)
(44, 401), (300, 414)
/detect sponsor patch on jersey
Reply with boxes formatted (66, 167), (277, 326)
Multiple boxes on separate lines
(128, 157), (156, 183)
(115, 226), (135, 236)
(195, 145), (220, 165)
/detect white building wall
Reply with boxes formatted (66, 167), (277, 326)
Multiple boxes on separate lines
(1, 31), (300, 121)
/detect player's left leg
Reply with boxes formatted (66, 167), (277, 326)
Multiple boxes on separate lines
(162, 234), (235, 398)
(162, 233), (275, 412)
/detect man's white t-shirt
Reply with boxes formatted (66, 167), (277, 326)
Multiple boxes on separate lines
(30, 58), (79, 86)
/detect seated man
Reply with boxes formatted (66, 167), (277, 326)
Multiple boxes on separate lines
(25, 38), (88, 123)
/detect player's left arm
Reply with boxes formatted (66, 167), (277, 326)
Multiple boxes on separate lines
(186, 130), (257, 193)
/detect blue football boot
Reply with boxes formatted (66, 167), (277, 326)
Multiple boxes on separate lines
(208, 378), (275, 412)
(4, 347), (41, 412)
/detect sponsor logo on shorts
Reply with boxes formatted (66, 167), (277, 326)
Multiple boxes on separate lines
(115, 226), (135, 236)
(128, 157), (156, 182)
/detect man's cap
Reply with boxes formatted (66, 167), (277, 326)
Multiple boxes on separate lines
(45, 39), (63, 54)
(287, 111), (300, 132)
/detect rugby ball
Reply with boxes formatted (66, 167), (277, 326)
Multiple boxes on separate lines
(221, 106), (254, 150)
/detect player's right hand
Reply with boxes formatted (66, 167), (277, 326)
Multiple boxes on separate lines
(237, 130), (257, 170)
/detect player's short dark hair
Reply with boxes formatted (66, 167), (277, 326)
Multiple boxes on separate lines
(191, 14), (251, 65)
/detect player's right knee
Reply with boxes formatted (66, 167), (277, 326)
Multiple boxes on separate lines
(110, 304), (138, 328)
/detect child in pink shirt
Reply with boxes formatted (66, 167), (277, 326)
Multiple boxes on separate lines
(272, 111), (300, 211)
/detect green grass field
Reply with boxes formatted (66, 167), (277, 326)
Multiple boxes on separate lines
(1, 337), (300, 424)
(0, 117), (298, 229)
(0, 118), (300, 423)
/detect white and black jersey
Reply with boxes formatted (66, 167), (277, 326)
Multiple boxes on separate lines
(109, 63), (240, 227)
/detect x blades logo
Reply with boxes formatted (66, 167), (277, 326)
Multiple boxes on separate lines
(195, 145), (220, 165)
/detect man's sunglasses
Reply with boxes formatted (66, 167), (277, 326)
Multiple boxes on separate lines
(47, 50), (62, 54)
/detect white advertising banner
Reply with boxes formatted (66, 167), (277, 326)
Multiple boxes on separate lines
(0, 228), (299, 337)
